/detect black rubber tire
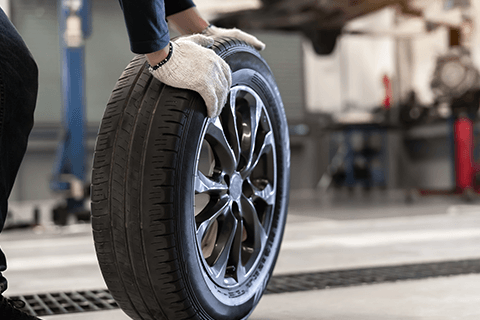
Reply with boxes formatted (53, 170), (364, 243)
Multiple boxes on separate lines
(91, 37), (290, 320)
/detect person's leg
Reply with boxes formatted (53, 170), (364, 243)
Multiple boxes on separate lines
(0, 8), (38, 294)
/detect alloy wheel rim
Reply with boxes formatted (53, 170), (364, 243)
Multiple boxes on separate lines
(194, 85), (277, 287)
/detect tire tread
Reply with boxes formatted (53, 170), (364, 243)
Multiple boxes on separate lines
(92, 55), (196, 320)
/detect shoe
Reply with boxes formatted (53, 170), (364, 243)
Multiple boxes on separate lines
(0, 295), (41, 319)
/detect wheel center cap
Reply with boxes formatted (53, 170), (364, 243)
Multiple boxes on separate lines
(229, 173), (243, 201)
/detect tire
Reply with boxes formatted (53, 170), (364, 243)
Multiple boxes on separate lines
(91, 37), (290, 320)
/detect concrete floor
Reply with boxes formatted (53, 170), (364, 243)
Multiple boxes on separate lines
(2, 189), (480, 319)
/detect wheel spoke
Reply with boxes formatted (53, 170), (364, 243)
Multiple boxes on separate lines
(241, 95), (264, 170)
(209, 210), (238, 282)
(196, 197), (230, 242)
(206, 117), (237, 175)
(224, 88), (241, 163)
(241, 196), (267, 263)
(230, 218), (247, 283)
(195, 170), (228, 195)
(244, 131), (275, 177)
(253, 182), (275, 206)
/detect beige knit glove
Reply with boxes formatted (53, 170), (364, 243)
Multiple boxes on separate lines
(203, 25), (266, 51)
(149, 34), (232, 118)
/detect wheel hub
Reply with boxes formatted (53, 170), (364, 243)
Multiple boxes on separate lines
(229, 173), (243, 202)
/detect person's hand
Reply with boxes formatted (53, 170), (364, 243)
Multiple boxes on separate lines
(203, 25), (266, 51)
(149, 34), (232, 118)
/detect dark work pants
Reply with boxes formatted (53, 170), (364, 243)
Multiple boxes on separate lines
(0, 8), (38, 293)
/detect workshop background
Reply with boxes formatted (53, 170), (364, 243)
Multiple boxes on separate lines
(3, 0), (480, 319)
(6, 0), (480, 210)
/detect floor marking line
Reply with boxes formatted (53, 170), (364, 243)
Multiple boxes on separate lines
(7, 254), (98, 271)
(282, 228), (480, 249)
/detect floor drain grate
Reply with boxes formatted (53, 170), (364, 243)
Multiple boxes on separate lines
(265, 258), (480, 294)
(9, 258), (480, 317)
(10, 289), (118, 317)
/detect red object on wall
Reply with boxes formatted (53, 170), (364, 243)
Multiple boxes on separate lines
(382, 75), (392, 110)
(454, 117), (474, 192)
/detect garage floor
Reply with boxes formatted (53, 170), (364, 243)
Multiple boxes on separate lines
(2, 189), (480, 320)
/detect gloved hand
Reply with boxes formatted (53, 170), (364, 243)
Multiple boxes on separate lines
(203, 25), (266, 51)
(149, 34), (232, 118)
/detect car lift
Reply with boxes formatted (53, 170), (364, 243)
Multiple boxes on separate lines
(50, 0), (92, 225)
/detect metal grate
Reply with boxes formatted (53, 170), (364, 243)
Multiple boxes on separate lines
(9, 289), (118, 317)
(8, 258), (480, 317)
(265, 258), (480, 294)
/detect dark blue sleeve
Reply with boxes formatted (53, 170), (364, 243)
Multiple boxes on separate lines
(118, 0), (195, 54)
(165, 0), (196, 17)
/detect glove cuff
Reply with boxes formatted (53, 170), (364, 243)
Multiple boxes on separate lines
(148, 42), (174, 71)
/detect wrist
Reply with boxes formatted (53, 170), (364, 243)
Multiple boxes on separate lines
(201, 24), (213, 34)
(145, 43), (171, 67)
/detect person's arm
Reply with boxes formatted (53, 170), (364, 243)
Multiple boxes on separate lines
(167, 7), (210, 35)
(146, 6), (210, 66)
(119, 0), (201, 65)
(118, 0), (232, 119)
(166, 7), (266, 51)
(118, 0), (170, 55)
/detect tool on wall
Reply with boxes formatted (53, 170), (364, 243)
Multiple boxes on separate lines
(50, 0), (92, 224)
